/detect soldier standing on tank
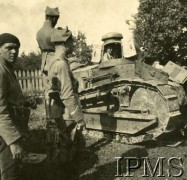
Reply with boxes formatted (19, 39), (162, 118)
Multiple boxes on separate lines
(36, 6), (61, 128)
(36, 6), (60, 76)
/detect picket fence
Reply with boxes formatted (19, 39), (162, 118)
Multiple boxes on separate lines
(15, 69), (44, 96)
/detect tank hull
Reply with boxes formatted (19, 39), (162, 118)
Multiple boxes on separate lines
(72, 58), (186, 144)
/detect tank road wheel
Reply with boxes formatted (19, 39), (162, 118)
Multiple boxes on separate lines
(130, 88), (169, 129)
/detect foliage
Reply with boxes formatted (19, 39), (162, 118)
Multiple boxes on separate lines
(72, 31), (93, 65)
(14, 51), (41, 70)
(134, 0), (187, 65)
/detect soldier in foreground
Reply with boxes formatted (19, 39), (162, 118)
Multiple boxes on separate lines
(43, 28), (85, 179)
(49, 28), (85, 130)
(0, 33), (29, 180)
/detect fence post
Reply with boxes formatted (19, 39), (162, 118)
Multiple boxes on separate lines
(18, 70), (22, 89)
(35, 69), (39, 91)
(38, 70), (43, 91)
(15, 69), (44, 96)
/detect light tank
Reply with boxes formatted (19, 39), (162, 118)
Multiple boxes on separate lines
(72, 32), (187, 144)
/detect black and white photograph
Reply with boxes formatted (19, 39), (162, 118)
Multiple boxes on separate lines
(0, 0), (187, 179)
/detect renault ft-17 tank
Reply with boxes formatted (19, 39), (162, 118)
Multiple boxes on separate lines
(72, 32), (187, 144)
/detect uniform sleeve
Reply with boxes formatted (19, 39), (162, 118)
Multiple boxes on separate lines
(57, 63), (83, 122)
(103, 53), (108, 61)
(0, 73), (21, 145)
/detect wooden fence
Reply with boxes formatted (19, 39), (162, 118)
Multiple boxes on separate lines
(15, 69), (44, 96)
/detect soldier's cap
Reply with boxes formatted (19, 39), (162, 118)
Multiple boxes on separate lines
(0, 33), (20, 47)
(45, 6), (60, 17)
(51, 27), (72, 43)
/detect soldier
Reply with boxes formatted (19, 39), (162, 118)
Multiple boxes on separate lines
(36, 6), (61, 139)
(0, 33), (29, 180)
(103, 45), (113, 61)
(49, 28), (85, 130)
(36, 6), (60, 75)
(43, 28), (85, 179)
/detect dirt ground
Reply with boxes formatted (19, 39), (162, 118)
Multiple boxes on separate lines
(27, 103), (187, 180)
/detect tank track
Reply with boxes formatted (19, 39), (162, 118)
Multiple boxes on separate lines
(79, 78), (183, 144)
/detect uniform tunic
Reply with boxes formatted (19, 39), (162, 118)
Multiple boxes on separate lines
(103, 52), (113, 61)
(36, 21), (56, 72)
(48, 58), (83, 122)
(0, 60), (25, 180)
(0, 61), (24, 145)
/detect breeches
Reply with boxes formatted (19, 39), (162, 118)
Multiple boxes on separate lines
(0, 137), (20, 180)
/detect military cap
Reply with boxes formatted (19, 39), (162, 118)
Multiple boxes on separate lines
(51, 28), (72, 43)
(45, 6), (60, 17)
(0, 33), (20, 47)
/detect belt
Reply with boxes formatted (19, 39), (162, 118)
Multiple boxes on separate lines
(42, 49), (55, 53)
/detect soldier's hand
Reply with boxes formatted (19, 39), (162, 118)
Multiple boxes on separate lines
(10, 142), (24, 160)
(77, 119), (86, 131)
(24, 99), (37, 109)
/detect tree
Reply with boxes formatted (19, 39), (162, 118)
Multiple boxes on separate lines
(134, 0), (187, 65)
(14, 51), (41, 70)
(72, 31), (93, 65)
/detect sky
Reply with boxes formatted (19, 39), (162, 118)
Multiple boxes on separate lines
(0, 0), (139, 55)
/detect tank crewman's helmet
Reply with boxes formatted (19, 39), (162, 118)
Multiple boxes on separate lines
(45, 6), (60, 17)
(51, 27), (72, 43)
